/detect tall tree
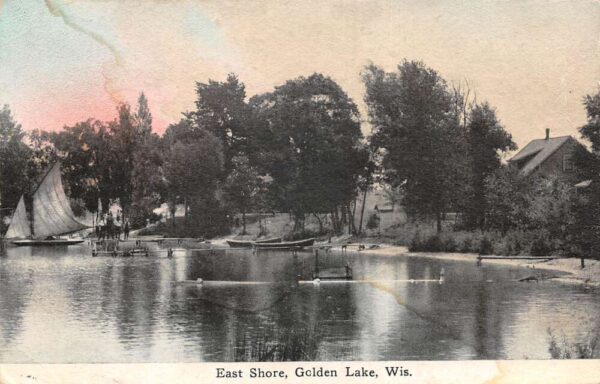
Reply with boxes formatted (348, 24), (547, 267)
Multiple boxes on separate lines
(107, 103), (137, 216)
(223, 155), (263, 234)
(189, 74), (251, 175)
(46, 119), (111, 214)
(163, 120), (226, 237)
(251, 73), (364, 232)
(363, 60), (464, 231)
(134, 92), (152, 140)
(130, 93), (164, 228)
(465, 103), (516, 228)
(571, 88), (600, 258)
(0, 105), (32, 213)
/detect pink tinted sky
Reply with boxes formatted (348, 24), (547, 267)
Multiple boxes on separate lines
(0, 0), (598, 148)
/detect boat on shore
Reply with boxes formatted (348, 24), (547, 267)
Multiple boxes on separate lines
(227, 237), (282, 248)
(253, 237), (316, 250)
(4, 162), (89, 246)
(11, 238), (85, 246)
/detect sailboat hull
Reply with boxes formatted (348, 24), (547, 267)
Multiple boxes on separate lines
(11, 239), (85, 246)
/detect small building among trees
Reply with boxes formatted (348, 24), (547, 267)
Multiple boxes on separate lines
(508, 129), (582, 184)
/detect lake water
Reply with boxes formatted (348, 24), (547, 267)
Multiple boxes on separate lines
(0, 243), (599, 362)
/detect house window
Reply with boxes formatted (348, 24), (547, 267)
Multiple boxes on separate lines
(563, 154), (574, 172)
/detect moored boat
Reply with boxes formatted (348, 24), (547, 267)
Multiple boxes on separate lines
(227, 237), (282, 248)
(253, 237), (315, 249)
(11, 238), (85, 246)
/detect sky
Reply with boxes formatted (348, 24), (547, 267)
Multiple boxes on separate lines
(0, 0), (598, 149)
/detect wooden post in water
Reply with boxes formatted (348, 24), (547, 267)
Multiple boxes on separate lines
(314, 249), (320, 279)
(581, 256), (585, 269)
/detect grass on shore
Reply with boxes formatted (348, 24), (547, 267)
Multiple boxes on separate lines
(548, 327), (600, 359)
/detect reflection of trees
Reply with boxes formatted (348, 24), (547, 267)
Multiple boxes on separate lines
(471, 272), (505, 359)
(110, 261), (162, 352)
(161, 250), (298, 361)
(0, 265), (34, 348)
(64, 256), (164, 355)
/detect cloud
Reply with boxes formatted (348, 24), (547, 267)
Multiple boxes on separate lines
(44, 0), (124, 103)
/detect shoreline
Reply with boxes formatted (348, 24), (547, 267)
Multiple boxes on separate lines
(345, 244), (600, 287)
(128, 233), (600, 287)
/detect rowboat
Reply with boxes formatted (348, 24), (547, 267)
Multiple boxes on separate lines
(253, 237), (315, 250)
(226, 237), (282, 248)
(11, 238), (85, 246)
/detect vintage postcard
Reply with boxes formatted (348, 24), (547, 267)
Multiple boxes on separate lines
(0, 0), (599, 383)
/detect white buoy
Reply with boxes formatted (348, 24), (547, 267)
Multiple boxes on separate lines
(313, 278), (321, 285)
(196, 278), (204, 285)
(409, 279), (415, 283)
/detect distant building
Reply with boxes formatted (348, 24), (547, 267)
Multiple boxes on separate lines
(508, 129), (582, 184)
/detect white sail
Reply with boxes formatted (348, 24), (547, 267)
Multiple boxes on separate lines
(5, 196), (31, 239)
(31, 163), (88, 239)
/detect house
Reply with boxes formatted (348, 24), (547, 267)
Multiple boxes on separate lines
(508, 129), (582, 184)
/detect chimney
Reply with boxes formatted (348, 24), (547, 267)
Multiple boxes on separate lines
(545, 128), (550, 140)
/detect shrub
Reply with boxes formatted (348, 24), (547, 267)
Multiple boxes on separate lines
(443, 236), (457, 252)
(458, 236), (473, 253)
(548, 328), (599, 359)
(478, 237), (493, 255)
(366, 213), (380, 230)
(530, 232), (552, 256)
(284, 228), (323, 241)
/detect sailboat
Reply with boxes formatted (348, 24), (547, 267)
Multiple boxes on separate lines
(5, 162), (88, 246)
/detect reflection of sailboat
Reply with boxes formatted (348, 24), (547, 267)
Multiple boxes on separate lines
(5, 162), (88, 246)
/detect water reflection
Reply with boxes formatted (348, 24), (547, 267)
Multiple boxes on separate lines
(0, 244), (599, 362)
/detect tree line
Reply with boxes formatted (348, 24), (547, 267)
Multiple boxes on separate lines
(1, 60), (600, 257)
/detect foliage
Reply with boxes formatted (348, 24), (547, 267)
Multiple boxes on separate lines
(363, 61), (467, 231)
(548, 328), (599, 359)
(366, 212), (380, 230)
(189, 74), (252, 175)
(223, 155), (263, 234)
(44, 119), (110, 213)
(251, 73), (364, 231)
(234, 322), (321, 362)
(0, 105), (32, 211)
(163, 120), (227, 237)
(483, 166), (532, 233)
(570, 88), (600, 258)
(284, 228), (324, 241)
(382, 184), (402, 210)
(130, 93), (164, 228)
(464, 103), (516, 227)
(408, 228), (566, 256)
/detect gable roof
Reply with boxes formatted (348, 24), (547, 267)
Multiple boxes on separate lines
(508, 136), (572, 176)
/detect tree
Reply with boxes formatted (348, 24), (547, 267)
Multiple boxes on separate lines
(134, 92), (152, 140)
(163, 120), (226, 237)
(0, 105), (32, 213)
(223, 155), (263, 234)
(571, 88), (600, 258)
(189, 74), (251, 175)
(484, 166), (574, 244)
(363, 60), (465, 232)
(465, 103), (516, 228)
(107, 103), (137, 216)
(251, 73), (364, 233)
(484, 166), (531, 233)
(356, 144), (377, 235)
(45, 119), (112, 214)
(130, 93), (164, 228)
(382, 183), (402, 211)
